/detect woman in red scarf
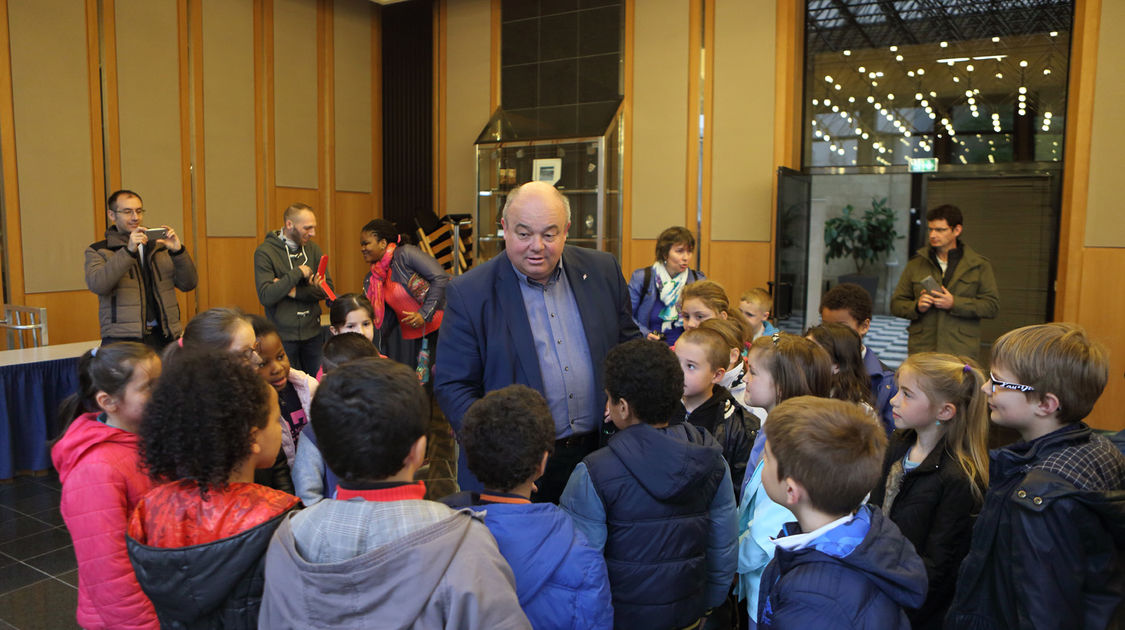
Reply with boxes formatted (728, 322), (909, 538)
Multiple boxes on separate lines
(360, 219), (450, 380)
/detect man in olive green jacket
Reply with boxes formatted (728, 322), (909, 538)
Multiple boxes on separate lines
(890, 205), (999, 360)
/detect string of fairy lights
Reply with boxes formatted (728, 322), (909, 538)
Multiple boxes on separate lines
(807, 32), (1067, 168)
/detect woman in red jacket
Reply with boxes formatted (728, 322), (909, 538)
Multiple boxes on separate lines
(51, 342), (161, 630)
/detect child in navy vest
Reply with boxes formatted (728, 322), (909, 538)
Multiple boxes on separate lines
(561, 339), (738, 630)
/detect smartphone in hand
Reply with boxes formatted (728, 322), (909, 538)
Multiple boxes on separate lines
(921, 276), (941, 294)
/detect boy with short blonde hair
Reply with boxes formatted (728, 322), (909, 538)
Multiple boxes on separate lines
(739, 288), (779, 340)
(757, 396), (926, 629)
(948, 323), (1125, 630)
(675, 327), (757, 498)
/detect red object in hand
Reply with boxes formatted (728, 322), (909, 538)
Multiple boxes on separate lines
(316, 255), (336, 301)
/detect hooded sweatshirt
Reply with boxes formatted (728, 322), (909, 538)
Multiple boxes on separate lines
(258, 497), (531, 629)
(440, 495), (614, 630)
(758, 505), (928, 630)
(253, 230), (331, 342)
(560, 422), (739, 630)
(50, 412), (158, 630)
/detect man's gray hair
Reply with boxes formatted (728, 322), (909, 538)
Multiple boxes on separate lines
(501, 182), (571, 224)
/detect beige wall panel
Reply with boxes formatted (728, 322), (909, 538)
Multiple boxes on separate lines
(116, 0), (185, 231)
(334, 0), (373, 193)
(275, 0), (318, 189)
(710, 0), (775, 242)
(202, 0), (257, 237)
(631, 0), (689, 240)
(1085, 0), (1125, 246)
(8, 0), (96, 292)
(444, 0), (490, 214)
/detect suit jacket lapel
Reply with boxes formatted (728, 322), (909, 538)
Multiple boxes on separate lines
(495, 255), (545, 392)
(564, 248), (603, 363)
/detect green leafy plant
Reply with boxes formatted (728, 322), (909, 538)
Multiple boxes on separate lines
(823, 197), (901, 275)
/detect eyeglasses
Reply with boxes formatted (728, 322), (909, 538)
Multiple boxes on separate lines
(989, 372), (1035, 393)
(238, 344), (262, 367)
(114, 208), (146, 217)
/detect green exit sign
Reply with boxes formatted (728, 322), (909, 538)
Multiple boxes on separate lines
(908, 157), (939, 173)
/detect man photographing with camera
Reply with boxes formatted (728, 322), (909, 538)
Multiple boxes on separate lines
(85, 189), (198, 349)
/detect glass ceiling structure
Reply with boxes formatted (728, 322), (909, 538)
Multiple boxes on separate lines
(803, 0), (1074, 168)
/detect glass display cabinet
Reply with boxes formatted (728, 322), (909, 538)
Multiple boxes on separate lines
(474, 100), (623, 264)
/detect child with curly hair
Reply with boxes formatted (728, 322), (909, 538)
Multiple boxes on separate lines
(441, 385), (613, 630)
(51, 342), (161, 630)
(126, 348), (299, 628)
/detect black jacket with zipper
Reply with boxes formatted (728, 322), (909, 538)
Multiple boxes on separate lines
(870, 430), (982, 630)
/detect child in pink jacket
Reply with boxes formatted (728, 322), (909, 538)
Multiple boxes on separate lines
(51, 342), (161, 630)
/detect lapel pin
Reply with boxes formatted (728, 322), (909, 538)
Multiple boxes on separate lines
(582, 273), (588, 280)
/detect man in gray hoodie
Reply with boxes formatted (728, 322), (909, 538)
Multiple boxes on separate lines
(253, 202), (333, 373)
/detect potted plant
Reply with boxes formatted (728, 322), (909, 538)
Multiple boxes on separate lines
(823, 197), (901, 300)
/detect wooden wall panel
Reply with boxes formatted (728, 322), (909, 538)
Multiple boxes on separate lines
(8, 0), (98, 293)
(631, 0), (689, 240)
(710, 0), (775, 243)
(1074, 247), (1125, 431)
(625, 238), (655, 281)
(205, 238), (262, 315)
(24, 291), (101, 345)
(443, 0), (490, 215)
(333, 191), (376, 295)
(274, 0), (318, 189)
(706, 241), (772, 303)
(334, 0), (373, 193)
(115, 0), (185, 231)
(201, 0), (256, 237)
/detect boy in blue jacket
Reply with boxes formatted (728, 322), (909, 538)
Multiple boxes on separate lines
(947, 323), (1125, 630)
(441, 385), (613, 630)
(560, 338), (738, 630)
(757, 396), (927, 629)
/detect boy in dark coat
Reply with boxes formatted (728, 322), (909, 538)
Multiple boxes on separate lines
(674, 326), (758, 500)
(441, 385), (612, 630)
(560, 339), (738, 630)
(757, 397), (927, 629)
(947, 323), (1125, 630)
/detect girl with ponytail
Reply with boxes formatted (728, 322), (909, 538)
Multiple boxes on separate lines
(51, 342), (161, 630)
(869, 352), (990, 630)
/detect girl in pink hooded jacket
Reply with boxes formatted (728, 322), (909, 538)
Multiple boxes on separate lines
(51, 342), (161, 630)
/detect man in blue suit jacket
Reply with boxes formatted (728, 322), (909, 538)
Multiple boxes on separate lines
(434, 182), (640, 502)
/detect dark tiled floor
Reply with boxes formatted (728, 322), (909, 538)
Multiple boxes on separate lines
(0, 473), (79, 630)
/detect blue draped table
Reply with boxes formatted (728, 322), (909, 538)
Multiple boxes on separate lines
(0, 341), (99, 479)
